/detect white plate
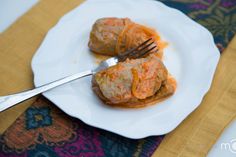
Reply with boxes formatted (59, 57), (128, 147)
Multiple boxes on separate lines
(31, 0), (220, 139)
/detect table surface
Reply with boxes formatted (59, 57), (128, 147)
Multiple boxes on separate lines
(0, 1), (235, 157)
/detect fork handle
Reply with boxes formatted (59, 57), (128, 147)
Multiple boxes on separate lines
(0, 70), (93, 112)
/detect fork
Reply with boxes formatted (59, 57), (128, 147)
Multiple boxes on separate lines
(0, 38), (157, 112)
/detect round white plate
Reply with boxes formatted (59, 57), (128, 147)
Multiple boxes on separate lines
(31, 0), (220, 139)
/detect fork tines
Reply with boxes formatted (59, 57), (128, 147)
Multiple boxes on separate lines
(118, 38), (158, 61)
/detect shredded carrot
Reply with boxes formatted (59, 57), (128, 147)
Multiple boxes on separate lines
(115, 22), (134, 54)
(131, 68), (139, 98)
(115, 21), (166, 59)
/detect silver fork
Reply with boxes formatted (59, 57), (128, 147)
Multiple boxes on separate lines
(0, 38), (157, 112)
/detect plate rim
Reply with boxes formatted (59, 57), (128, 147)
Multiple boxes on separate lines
(31, 0), (220, 139)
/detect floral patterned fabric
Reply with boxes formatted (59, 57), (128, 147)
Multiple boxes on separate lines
(0, 0), (235, 157)
(0, 98), (163, 157)
(159, 0), (236, 51)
